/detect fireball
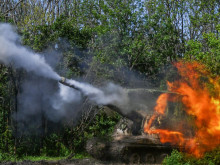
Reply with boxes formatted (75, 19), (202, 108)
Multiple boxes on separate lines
(144, 61), (220, 157)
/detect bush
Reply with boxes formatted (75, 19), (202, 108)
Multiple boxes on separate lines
(163, 150), (190, 165)
(0, 150), (16, 162)
(72, 110), (120, 153)
(163, 147), (220, 165)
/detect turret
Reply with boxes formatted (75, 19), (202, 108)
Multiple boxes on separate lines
(58, 77), (145, 135)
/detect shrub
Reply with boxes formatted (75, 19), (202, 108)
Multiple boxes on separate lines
(163, 147), (220, 165)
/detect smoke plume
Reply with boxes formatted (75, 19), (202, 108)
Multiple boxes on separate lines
(0, 23), (60, 80)
(65, 79), (128, 106)
(0, 23), (132, 132)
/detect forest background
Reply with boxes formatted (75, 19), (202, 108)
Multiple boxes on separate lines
(0, 0), (219, 164)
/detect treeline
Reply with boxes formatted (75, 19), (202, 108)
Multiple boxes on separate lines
(0, 0), (220, 160)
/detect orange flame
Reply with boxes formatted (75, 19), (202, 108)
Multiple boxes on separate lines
(144, 61), (220, 157)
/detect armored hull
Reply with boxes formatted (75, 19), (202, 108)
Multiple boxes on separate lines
(86, 134), (176, 164)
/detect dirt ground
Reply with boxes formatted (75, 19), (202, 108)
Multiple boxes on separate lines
(0, 158), (161, 165)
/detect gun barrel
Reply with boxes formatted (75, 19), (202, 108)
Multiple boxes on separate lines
(58, 77), (143, 130)
(59, 77), (80, 91)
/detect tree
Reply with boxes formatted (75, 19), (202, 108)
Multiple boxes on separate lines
(185, 25), (220, 75)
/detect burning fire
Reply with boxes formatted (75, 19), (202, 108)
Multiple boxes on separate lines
(144, 61), (220, 157)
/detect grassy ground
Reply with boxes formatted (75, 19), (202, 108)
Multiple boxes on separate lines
(19, 156), (66, 161)
(0, 152), (90, 162)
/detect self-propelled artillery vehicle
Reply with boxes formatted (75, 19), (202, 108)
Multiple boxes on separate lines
(59, 77), (183, 164)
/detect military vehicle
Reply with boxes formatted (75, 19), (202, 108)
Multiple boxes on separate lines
(85, 92), (180, 164)
(59, 77), (182, 164)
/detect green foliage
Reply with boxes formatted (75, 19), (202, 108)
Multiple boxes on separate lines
(41, 134), (70, 157)
(0, 151), (15, 162)
(88, 110), (120, 138)
(72, 153), (90, 159)
(0, 14), (14, 24)
(198, 147), (220, 165)
(0, 127), (16, 162)
(71, 110), (120, 152)
(21, 15), (92, 51)
(163, 148), (220, 165)
(54, 16), (92, 49)
(185, 26), (220, 75)
(163, 150), (190, 165)
(11, 132), (71, 158)
(19, 156), (65, 161)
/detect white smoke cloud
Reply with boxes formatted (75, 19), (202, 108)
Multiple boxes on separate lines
(65, 79), (129, 107)
(0, 23), (60, 80)
(0, 23), (129, 113)
(59, 83), (82, 103)
(52, 83), (82, 111)
(0, 23), (137, 133)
